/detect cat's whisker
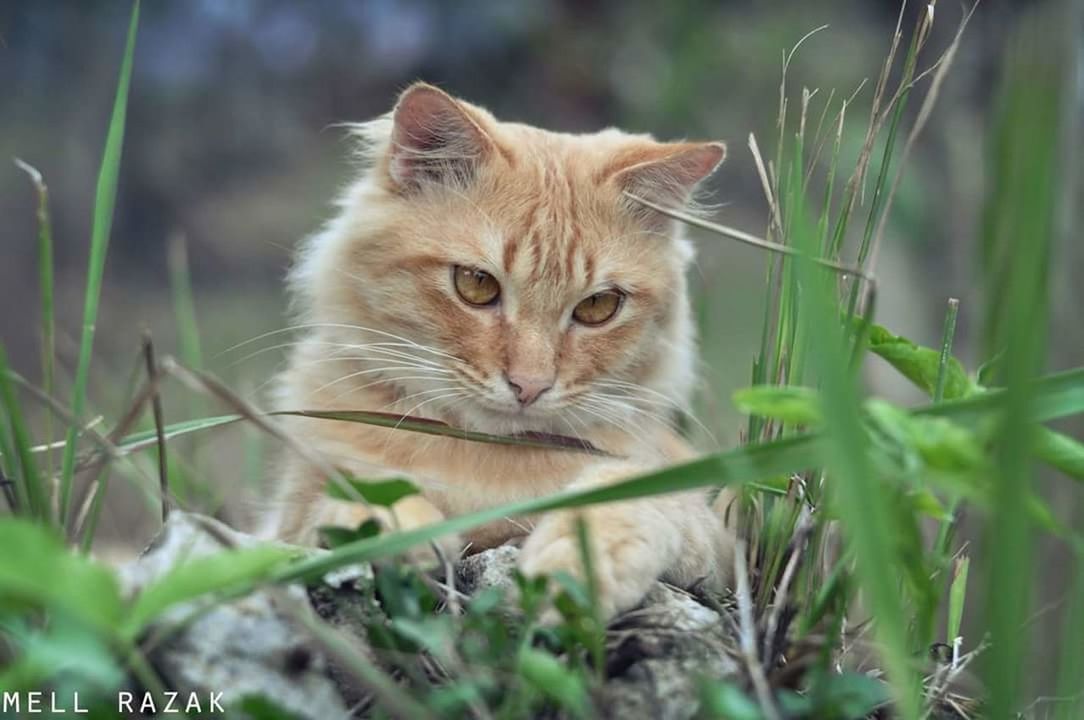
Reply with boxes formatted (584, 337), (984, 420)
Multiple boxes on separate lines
(577, 395), (662, 449)
(322, 373), (453, 407)
(585, 393), (673, 430)
(315, 366), (450, 395)
(382, 385), (468, 412)
(591, 379), (719, 446)
(574, 402), (656, 454)
(555, 407), (593, 444)
(392, 391), (471, 430)
(217, 322), (464, 364)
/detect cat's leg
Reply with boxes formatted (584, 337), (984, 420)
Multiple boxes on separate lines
(518, 460), (737, 620)
(266, 460), (461, 564)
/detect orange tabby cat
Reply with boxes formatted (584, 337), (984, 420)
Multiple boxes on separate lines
(265, 82), (737, 618)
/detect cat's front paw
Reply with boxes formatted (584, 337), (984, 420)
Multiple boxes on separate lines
(517, 505), (667, 622)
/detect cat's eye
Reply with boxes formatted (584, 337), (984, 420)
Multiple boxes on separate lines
(453, 265), (501, 306)
(572, 289), (623, 326)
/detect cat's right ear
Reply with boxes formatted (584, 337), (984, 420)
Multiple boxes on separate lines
(386, 83), (493, 192)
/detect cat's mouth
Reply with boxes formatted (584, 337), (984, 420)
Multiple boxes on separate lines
(451, 393), (578, 436)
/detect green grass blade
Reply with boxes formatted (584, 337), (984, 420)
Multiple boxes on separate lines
(57, 0), (141, 529)
(789, 165), (919, 718)
(276, 432), (823, 582)
(1053, 550), (1084, 720)
(168, 234), (204, 372)
(933, 298), (960, 403)
(0, 346), (47, 520)
(980, 19), (1062, 717)
(946, 555), (969, 642)
(13, 160), (56, 482)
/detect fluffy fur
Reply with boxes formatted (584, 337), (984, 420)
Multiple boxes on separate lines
(265, 83), (737, 618)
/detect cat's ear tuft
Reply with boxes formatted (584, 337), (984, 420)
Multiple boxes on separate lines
(612, 141), (726, 217)
(386, 83), (493, 192)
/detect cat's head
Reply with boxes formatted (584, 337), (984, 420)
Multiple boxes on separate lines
(293, 83), (724, 436)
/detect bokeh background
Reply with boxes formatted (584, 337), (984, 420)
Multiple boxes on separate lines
(1, 0), (1081, 697)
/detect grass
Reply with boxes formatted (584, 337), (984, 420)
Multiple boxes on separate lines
(56, 0), (140, 531)
(2, 2), (1083, 718)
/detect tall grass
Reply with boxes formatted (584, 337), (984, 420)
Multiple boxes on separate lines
(2, 2), (1083, 717)
(980, 18), (1063, 719)
(56, 0), (140, 531)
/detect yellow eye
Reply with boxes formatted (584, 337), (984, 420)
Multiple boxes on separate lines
(572, 289), (623, 326)
(453, 265), (501, 306)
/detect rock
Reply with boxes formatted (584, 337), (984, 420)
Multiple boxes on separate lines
(455, 544), (520, 596)
(120, 513), (349, 720)
(121, 514), (745, 720)
(598, 584), (740, 719)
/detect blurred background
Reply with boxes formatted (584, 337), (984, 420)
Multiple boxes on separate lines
(1, 0), (1081, 697)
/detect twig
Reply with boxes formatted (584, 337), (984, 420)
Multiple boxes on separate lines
(625, 193), (878, 287)
(734, 540), (782, 720)
(867, 1), (980, 275)
(0, 468), (16, 512)
(71, 371), (167, 543)
(159, 358), (371, 507)
(143, 331), (170, 523)
(761, 508), (815, 664)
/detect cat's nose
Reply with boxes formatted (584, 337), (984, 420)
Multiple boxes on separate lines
(505, 373), (552, 406)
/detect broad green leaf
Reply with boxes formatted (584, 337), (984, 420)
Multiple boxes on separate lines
(733, 385), (822, 425)
(0, 518), (123, 631)
(0, 613), (125, 694)
(325, 476), (419, 507)
(784, 672), (891, 718)
(976, 349), (1005, 387)
(235, 696), (304, 720)
(909, 488), (950, 521)
(865, 323), (973, 400)
(1033, 427), (1084, 481)
(123, 545), (295, 638)
(916, 367), (1084, 425)
(517, 647), (588, 717)
(318, 518), (381, 549)
(699, 681), (764, 720)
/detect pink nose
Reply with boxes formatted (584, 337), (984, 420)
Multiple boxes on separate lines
(505, 374), (552, 406)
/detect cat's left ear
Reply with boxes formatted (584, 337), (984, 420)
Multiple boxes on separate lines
(386, 83), (495, 192)
(611, 141), (726, 215)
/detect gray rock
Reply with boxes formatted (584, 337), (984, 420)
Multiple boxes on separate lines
(121, 514), (745, 720)
(121, 512), (349, 720)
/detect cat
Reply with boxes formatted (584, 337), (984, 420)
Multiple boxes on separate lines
(264, 82), (737, 619)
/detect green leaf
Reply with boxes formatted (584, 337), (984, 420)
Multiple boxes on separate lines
(699, 681), (764, 720)
(235, 696), (304, 720)
(1033, 427), (1084, 481)
(976, 349), (1006, 387)
(733, 385), (822, 425)
(0, 518), (123, 631)
(0, 612), (125, 694)
(317, 518), (381, 549)
(325, 476), (419, 507)
(798, 672), (891, 718)
(517, 647), (588, 717)
(122, 545), (295, 638)
(865, 323), (973, 400)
